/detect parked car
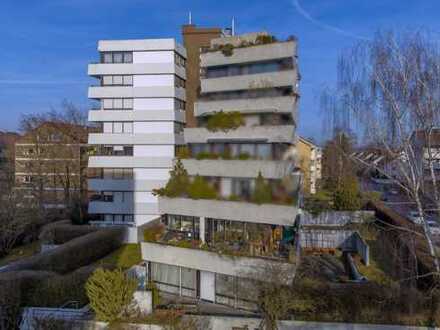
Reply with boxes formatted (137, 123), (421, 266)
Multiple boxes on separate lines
(389, 189), (399, 195)
(408, 211), (423, 224)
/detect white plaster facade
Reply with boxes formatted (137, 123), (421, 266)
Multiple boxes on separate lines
(87, 39), (186, 227)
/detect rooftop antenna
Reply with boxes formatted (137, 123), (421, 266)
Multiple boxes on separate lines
(232, 17), (235, 36)
(189, 11), (192, 25)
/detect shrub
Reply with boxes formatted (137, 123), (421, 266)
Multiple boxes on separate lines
(86, 268), (138, 323)
(40, 224), (98, 244)
(175, 146), (190, 159)
(187, 175), (218, 200)
(220, 43), (234, 56)
(238, 152), (251, 160)
(96, 244), (142, 270)
(256, 35), (277, 44)
(252, 172), (272, 204)
(195, 151), (219, 160)
(5, 228), (124, 274)
(143, 224), (165, 242)
(206, 111), (244, 132)
(152, 159), (190, 197)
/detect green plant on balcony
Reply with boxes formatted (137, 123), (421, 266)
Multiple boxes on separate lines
(252, 172), (272, 204)
(195, 151), (219, 160)
(143, 224), (165, 242)
(176, 146), (190, 159)
(238, 152), (251, 160)
(220, 43), (234, 56)
(187, 175), (218, 200)
(256, 34), (277, 45)
(152, 159), (190, 197)
(206, 111), (244, 132)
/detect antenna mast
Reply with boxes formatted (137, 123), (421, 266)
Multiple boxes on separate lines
(232, 17), (235, 36)
(189, 11), (192, 24)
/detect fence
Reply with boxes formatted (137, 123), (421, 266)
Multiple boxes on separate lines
(302, 210), (375, 227)
(299, 229), (369, 265)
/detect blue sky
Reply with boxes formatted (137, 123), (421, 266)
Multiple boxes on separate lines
(1, 0), (440, 142)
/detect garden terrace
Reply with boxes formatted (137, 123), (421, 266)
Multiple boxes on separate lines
(143, 216), (299, 263)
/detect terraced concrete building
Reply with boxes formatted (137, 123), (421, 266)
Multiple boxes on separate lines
(142, 32), (302, 310)
(87, 39), (186, 229)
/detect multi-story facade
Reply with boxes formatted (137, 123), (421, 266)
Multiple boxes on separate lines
(87, 39), (187, 227)
(297, 137), (322, 194)
(182, 24), (223, 127)
(141, 32), (301, 310)
(0, 131), (20, 187)
(14, 122), (88, 213)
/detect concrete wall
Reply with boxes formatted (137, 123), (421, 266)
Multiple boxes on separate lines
(181, 159), (294, 179)
(158, 197), (298, 226)
(141, 242), (295, 284)
(195, 95), (296, 116)
(184, 125), (296, 144)
(201, 70), (297, 94)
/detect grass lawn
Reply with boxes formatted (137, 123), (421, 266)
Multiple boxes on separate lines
(94, 243), (142, 270)
(0, 240), (40, 267)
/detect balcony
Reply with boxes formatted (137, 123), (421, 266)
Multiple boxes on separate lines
(88, 63), (185, 79)
(88, 133), (184, 145)
(158, 197), (299, 226)
(88, 156), (173, 169)
(184, 125), (296, 144)
(181, 159), (295, 179)
(88, 200), (159, 214)
(88, 109), (185, 123)
(88, 178), (166, 192)
(201, 70), (297, 94)
(88, 86), (185, 100)
(195, 96), (297, 117)
(201, 40), (296, 67)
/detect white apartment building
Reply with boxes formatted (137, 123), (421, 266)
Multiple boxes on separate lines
(87, 39), (186, 228)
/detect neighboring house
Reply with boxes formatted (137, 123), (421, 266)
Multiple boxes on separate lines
(141, 32), (301, 310)
(14, 122), (88, 214)
(297, 137), (322, 194)
(87, 38), (187, 227)
(0, 131), (20, 184)
(181, 23), (224, 127)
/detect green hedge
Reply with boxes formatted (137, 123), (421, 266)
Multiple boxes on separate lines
(5, 228), (124, 274)
(40, 224), (98, 244)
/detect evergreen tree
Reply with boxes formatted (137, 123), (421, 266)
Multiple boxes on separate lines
(152, 159), (190, 197)
(252, 172), (272, 204)
(334, 175), (361, 211)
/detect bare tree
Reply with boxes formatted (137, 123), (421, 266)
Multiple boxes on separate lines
(321, 30), (440, 274)
(17, 101), (88, 219)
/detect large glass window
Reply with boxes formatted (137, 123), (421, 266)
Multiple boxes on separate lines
(101, 75), (133, 86)
(164, 214), (200, 240)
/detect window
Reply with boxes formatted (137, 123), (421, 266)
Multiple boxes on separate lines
(174, 53), (186, 67)
(174, 99), (186, 111)
(103, 122), (133, 134)
(174, 123), (184, 134)
(101, 75), (133, 86)
(100, 52), (133, 64)
(102, 98), (133, 110)
(175, 76), (186, 88)
(256, 144), (272, 159)
(102, 192), (114, 202)
(98, 145), (133, 156)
